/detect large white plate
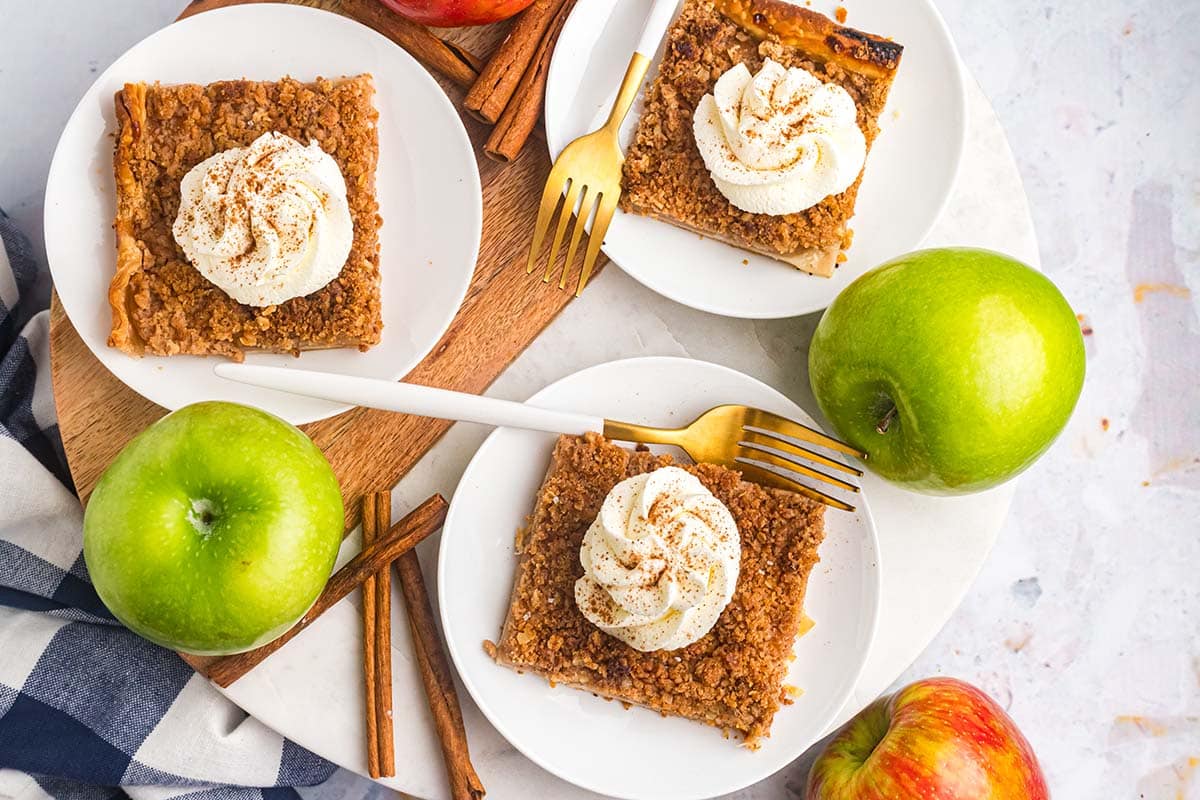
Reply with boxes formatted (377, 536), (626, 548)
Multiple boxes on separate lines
(44, 4), (480, 425)
(438, 357), (880, 800)
(544, 0), (966, 319)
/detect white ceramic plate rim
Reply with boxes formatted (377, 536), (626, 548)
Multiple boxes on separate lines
(44, 4), (480, 425)
(544, 0), (967, 319)
(437, 356), (881, 800)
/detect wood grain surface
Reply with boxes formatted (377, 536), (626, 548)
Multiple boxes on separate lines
(50, 0), (602, 541)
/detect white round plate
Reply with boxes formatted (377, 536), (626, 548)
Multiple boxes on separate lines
(45, 4), (480, 425)
(438, 357), (880, 800)
(545, 0), (965, 319)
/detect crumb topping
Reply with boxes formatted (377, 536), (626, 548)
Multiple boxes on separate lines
(492, 433), (826, 747)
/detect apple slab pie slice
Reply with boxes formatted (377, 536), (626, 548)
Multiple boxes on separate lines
(619, 0), (903, 277)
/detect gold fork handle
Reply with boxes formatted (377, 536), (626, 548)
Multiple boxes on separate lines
(604, 0), (676, 133)
(603, 418), (686, 448)
(603, 52), (651, 135)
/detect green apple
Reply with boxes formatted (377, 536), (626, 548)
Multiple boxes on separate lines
(809, 248), (1084, 494)
(83, 401), (344, 655)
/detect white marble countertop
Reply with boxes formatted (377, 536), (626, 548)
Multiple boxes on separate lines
(1, 2), (1196, 799)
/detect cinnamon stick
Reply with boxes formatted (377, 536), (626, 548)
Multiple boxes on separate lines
(207, 494), (449, 688)
(444, 39), (487, 74)
(337, 0), (480, 88)
(484, 0), (576, 162)
(371, 492), (395, 777)
(177, 0), (481, 88)
(361, 493), (396, 778)
(395, 551), (485, 799)
(465, 0), (569, 124)
(361, 496), (380, 778)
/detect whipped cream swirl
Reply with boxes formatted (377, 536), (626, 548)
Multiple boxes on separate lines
(692, 58), (867, 216)
(172, 132), (353, 307)
(574, 467), (741, 652)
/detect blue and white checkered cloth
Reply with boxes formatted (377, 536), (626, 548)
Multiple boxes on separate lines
(0, 209), (338, 800)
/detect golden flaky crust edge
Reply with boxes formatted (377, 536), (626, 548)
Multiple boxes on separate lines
(109, 83), (147, 355)
(638, 213), (841, 277)
(714, 0), (903, 78)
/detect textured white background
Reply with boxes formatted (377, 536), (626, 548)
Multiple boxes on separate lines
(1, 1), (1197, 799)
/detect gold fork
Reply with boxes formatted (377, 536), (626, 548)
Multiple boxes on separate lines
(527, 0), (678, 296)
(603, 405), (865, 512)
(215, 364), (867, 512)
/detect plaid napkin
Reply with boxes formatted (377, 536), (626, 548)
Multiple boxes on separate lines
(0, 209), (337, 800)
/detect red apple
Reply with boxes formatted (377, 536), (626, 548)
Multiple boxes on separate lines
(807, 678), (1049, 799)
(376, 0), (534, 26)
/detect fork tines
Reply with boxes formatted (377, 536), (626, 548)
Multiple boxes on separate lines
(737, 412), (866, 512)
(527, 177), (590, 291)
(527, 172), (618, 297)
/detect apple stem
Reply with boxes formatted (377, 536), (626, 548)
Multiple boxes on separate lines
(188, 498), (217, 537)
(875, 405), (897, 434)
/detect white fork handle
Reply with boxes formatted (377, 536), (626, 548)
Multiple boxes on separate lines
(214, 363), (603, 436)
(635, 0), (679, 59)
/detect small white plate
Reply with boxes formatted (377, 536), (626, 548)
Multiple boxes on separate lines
(45, 4), (480, 425)
(438, 357), (880, 800)
(544, 0), (966, 319)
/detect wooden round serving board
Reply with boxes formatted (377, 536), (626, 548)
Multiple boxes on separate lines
(49, 0), (600, 527)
